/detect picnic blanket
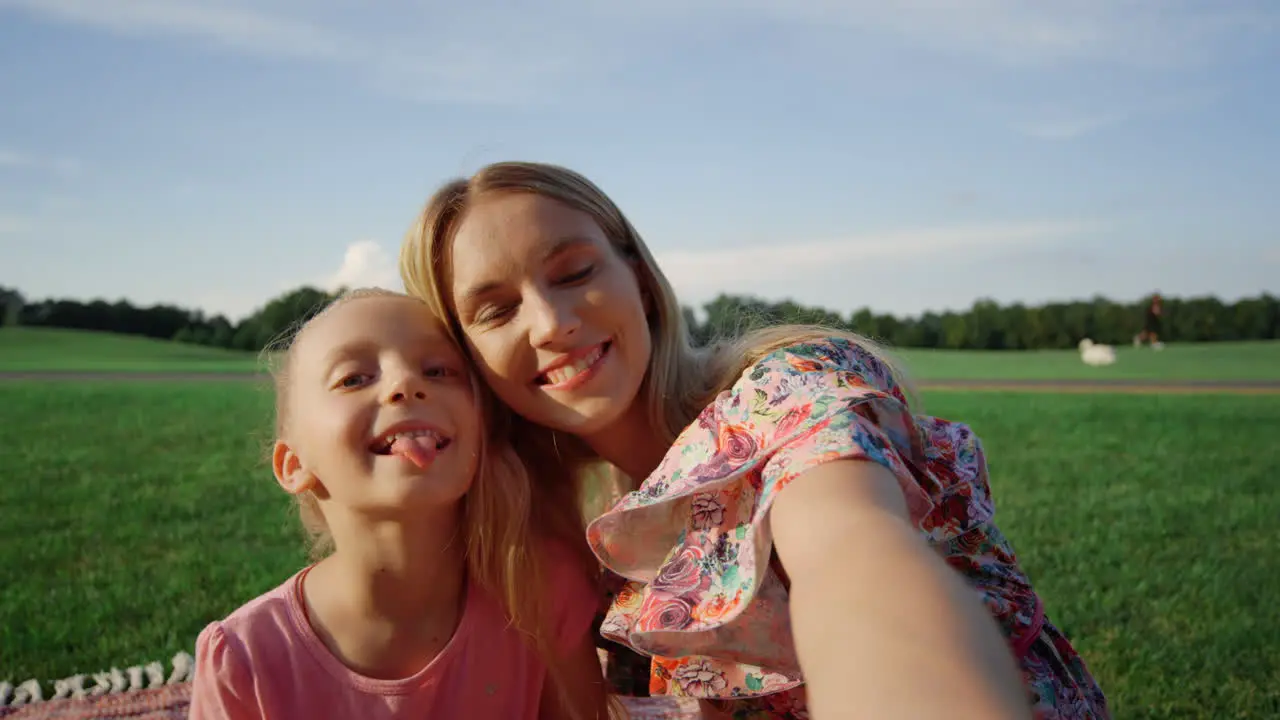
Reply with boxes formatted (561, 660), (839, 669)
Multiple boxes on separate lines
(0, 689), (701, 719)
(0, 654), (703, 719)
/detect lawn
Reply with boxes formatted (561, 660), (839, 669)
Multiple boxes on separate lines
(1, 382), (1276, 717)
(0, 328), (260, 373)
(894, 340), (1280, 382)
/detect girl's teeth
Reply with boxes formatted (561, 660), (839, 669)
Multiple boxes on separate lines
(382, 429), (440, 450)
(546, 346), (603, 386)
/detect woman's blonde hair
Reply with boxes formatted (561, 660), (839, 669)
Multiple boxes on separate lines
(266, 287), (603, 719)
(399, 161), (913, 506)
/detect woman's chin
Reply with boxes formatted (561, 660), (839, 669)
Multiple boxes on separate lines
(534, 397), (632, 439)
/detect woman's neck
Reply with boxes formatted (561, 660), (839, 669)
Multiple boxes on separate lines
(583, 396), (670, 481)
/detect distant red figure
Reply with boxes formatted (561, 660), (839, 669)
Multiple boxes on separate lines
(1136, 292), (1164, 349)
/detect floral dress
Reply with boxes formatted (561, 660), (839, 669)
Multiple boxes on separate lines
(585, 337), (1109, 719)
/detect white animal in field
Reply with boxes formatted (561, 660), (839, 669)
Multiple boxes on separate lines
(1078, 338), (1117, 366)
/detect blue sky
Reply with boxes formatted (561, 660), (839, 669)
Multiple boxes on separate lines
(2, 0), (1277, 322)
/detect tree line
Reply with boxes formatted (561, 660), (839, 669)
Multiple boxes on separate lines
(2, 284), (1277, 352)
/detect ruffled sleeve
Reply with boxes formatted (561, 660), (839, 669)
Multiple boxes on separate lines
(584, 337), (995, 700)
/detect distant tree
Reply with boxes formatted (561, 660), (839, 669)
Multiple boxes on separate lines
(6, 282), (1280, 351)
(230, 321), (261, 352)
(233, 286), (341, 352)
(209, 315), (235, 348)
(0, 286), (23, 326)
(966, 298), (1007, 350)
(681, 306), (711, 347)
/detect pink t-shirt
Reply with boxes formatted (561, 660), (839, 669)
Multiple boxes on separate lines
(189, 545), (597, 720)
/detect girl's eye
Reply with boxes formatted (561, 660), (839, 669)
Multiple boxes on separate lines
(338, 373), (371, 389)
(557, 265), (594, 284)
(424, 365), (459, 379)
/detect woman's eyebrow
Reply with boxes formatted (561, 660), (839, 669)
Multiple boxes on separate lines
(458, 280), (503, 307)
(458, 236), (596, 306)
(540, 235), (595, 261)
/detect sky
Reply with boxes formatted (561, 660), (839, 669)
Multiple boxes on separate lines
(2, 0), (1278, 322)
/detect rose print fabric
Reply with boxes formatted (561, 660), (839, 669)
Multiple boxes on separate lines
(586, 337), (1109, 719)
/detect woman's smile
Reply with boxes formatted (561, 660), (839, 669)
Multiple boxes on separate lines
(534, 340), (612, 390)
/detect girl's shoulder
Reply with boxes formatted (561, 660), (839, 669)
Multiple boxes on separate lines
(529, 534), (607, 650)
(191, 569), (312, 711)
(209, 568), (307, 638)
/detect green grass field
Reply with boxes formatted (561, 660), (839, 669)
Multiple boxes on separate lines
(894, 340), (1280, 382)
(0, 328), (260, 373)
(2, 381), (1277, 717)
(4, 327), (1280, 382)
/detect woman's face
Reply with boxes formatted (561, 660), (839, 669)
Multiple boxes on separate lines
(447, 192), (653, 440)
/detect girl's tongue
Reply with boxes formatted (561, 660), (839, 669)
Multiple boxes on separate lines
(390, 435), (439, 468)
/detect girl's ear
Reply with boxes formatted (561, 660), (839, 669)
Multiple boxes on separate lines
(273, 440), (318, 495)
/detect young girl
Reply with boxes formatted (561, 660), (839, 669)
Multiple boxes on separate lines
(398, 162), (1111, 719)
(189, 289), (610, 720)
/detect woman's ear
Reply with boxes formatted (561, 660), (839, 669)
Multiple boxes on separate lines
(273, 440), (318, 495)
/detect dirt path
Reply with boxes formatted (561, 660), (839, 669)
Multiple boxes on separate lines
(3, 371), (1279, 394)
(0, 371), (269, 382)
(919, 378), (1280, 395)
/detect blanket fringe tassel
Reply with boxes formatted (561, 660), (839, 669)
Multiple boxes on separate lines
(0, 651), (194, 708)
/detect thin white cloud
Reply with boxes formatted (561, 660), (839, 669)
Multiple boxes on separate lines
(0, 0), (595, 105)
(656, 219), (1104, 305)
(3, 0), (1271, 109)
(0, 214), (32, 235)
(676, 0), (1279, 68)
(0, 0), (346, 61)
(1012, 112), (1130, 140)
(322, 240), (403, 293)
(0, 148), (82, 176)
(1003, 88), (1220, 141)
(187, 240), (403, 321)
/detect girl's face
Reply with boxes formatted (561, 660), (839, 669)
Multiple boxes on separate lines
(274, 295), (481, 517)
(447, 192), (652, 441)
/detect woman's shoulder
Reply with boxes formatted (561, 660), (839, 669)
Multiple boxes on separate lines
(732, 334), (904, 400)
(582, 336), (996, 699)
(690, 334), (910, 451)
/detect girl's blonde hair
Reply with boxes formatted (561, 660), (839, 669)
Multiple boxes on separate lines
(266, 287), (602, 719)
(399, 160), (913, 506)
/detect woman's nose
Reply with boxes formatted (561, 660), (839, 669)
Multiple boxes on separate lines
(528, 293), (581, 348)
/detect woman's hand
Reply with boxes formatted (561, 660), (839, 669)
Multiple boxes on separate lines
(771, 459), (1032, 720)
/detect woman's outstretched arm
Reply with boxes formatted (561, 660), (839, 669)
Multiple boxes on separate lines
(771, 459), (1032, 720)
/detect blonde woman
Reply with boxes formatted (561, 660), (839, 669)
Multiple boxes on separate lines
(400, 162), (1108, 720)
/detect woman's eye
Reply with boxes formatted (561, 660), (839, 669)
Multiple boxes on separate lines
(476, 305), (515, 324)
(557, 265), (594, 284)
